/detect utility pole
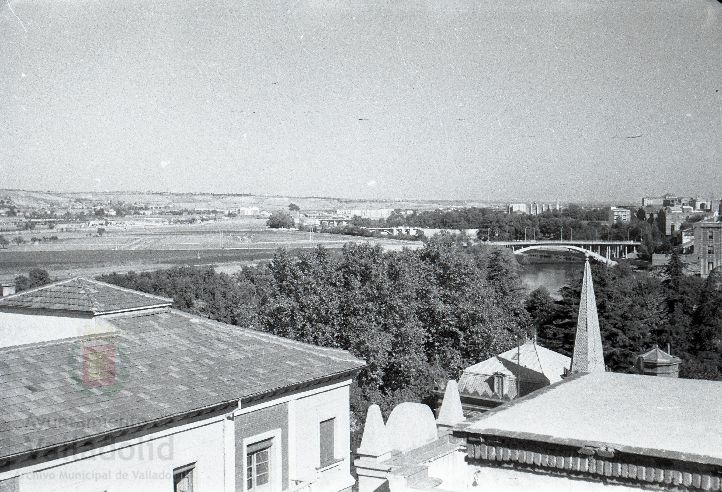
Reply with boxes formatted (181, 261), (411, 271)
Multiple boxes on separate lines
(560, 226), (563, 241)
(524, 227), (527, 241)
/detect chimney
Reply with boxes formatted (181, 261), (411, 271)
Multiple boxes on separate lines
(1, 282), (15, 297)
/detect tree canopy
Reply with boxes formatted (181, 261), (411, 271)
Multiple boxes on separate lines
(266, 210), (295, 229)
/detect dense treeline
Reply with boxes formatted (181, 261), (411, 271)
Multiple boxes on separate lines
(350, 205), (668, 259)
(98, 236), (528, 417)
(527, 251), (722, 379)
(97, 241), (722, 431)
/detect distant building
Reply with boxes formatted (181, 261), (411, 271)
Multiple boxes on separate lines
(661, 206), (698, 236)
(236, 206), (260, 216)
(0, 278), (364, 492)
(336, 209), (395, 220)
(609, 207), (632, 224)
(507, 202), (559, 215)
(507, 203), (529, 214)
(642, 195), (665, 207)
(643, 194), (715, 211)
(694, 220), (722, 277)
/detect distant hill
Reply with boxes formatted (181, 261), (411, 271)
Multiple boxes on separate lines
(0, 189), (498, 212)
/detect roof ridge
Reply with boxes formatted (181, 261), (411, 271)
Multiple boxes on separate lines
(0, 277), (173, 314)
(72, 277), (101, 311)
(80, 277), (174, 303)
(530, 340), (546, 376)
(169, 309), (364, 364)
(0, 277), (75, 302)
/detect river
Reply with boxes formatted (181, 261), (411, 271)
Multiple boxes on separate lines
(518, 261), (585, 300)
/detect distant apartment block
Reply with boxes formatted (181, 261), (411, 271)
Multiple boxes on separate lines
(609, 206), (631, 224)
(695, 220), (722, 277)
(642, 196), (665, 207)
(507, 201), (559, 215)
(507, 203), (528, 214)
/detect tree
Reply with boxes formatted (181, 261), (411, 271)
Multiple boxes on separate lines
(97, 227), (106, 236)
(636, 208), (646, 222)
(14, 269), (52, 292)
(288, 203), (300, 212)
(12, 236), (25, 245)
(0, 235), (8, 248)
(266, 211), (294, 229)
(525, 287), (555, 338)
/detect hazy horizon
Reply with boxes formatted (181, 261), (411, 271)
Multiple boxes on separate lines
(2, 0), (721, 202)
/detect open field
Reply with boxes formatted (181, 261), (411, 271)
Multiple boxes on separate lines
(0, 218), (419, 282)
(1, 219), (357, 251)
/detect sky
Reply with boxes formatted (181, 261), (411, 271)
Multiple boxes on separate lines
(1, 0), (721, 202)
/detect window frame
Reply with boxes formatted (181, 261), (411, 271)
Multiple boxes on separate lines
(173, 463), (196, 492)
(242, 429), (282, 492)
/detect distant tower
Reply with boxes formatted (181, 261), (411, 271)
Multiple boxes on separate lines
(569, 258), (606, 374)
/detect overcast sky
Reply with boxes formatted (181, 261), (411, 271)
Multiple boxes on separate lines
(1, 0), (720, 202)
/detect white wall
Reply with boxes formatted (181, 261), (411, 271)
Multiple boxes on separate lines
(291, 383), (354, 491)
(5, 380), (356, 492)
(0, 311), (116, 347)
(15, 417), (227, 492)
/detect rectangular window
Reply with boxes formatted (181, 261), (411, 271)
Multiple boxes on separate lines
(319, 418), (336, 467)
(173, 463), (195, 492)
(709, 231), (715, 241)
(247, 439), (272, 491)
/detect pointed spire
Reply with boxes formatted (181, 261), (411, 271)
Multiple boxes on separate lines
(357, 404), (390, 459)
(570, 258), (605, 373)
(437, 380), (465, 427)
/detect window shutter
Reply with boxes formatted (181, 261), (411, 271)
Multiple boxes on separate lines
(319, 418), (335, 467)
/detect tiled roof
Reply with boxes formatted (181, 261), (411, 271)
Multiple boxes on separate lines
(461, 372), (722, 465)
(462, 341), (570, 385)
(0, 309), (365, 461)
(0, 278), (173, 314)
(638, 345), (681, 364)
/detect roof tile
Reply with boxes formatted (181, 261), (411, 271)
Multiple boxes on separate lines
(0, 309), (364, 461)
(0, 278), (173, 314)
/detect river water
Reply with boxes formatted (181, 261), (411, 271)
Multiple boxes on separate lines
(518, 261), (585, 300)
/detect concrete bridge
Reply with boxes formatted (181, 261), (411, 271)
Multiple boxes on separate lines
(488, 240), (642, 266)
